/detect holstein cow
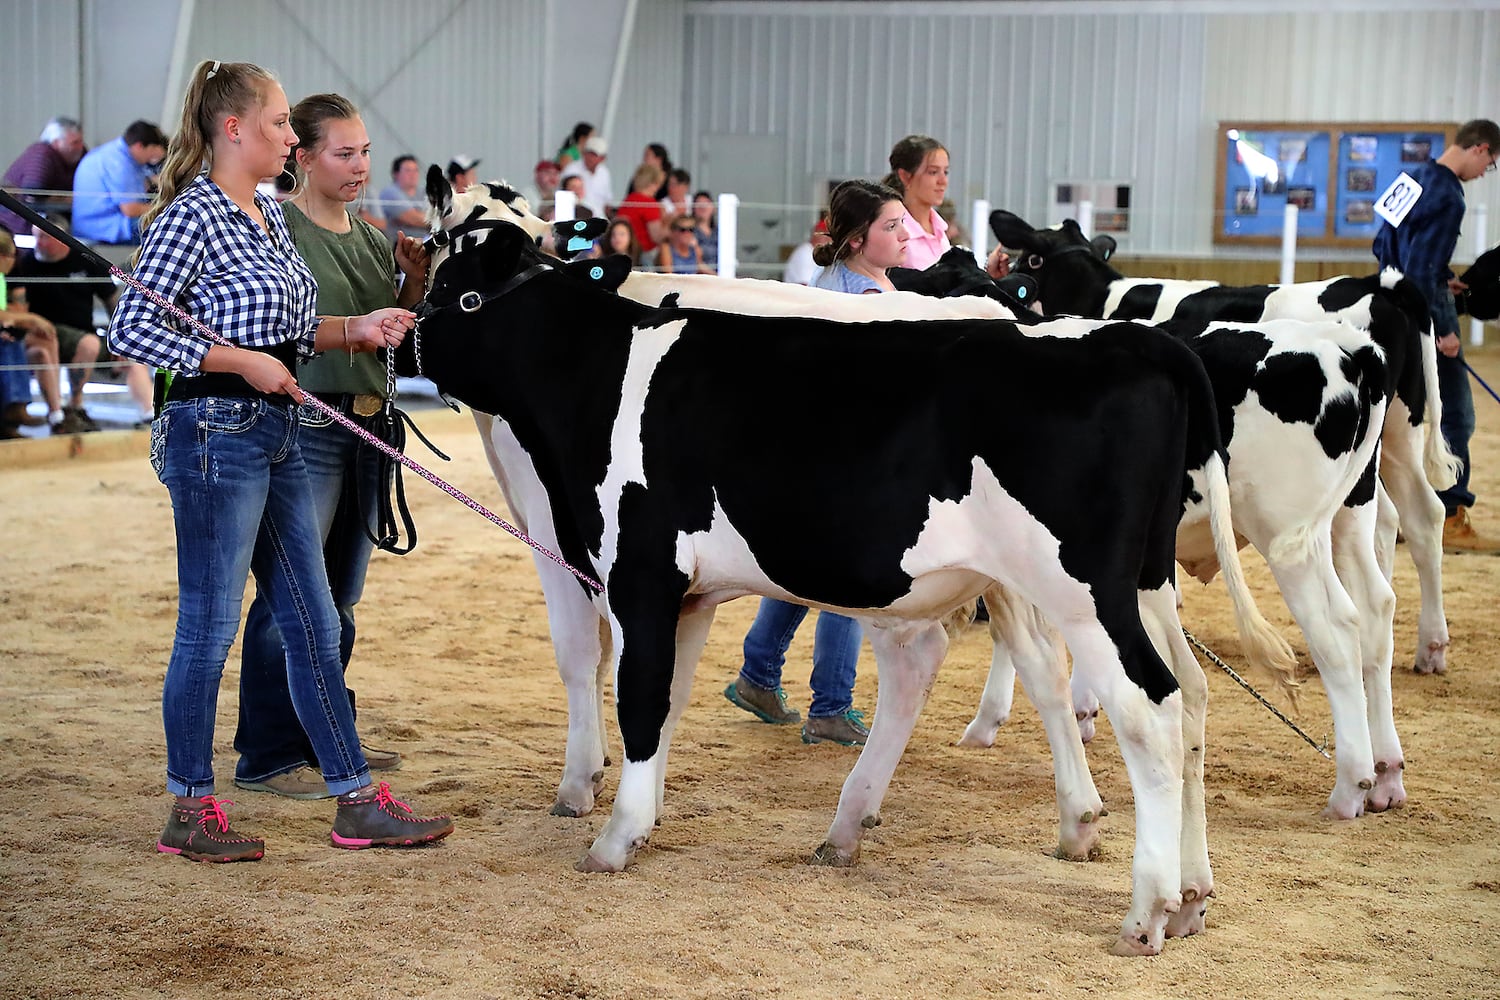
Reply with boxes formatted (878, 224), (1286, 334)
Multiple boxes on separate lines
(418, 177), (1288, 865)
(990, 210), (1460, 680)
(413, 214), (1296, 954)
(829, 223), (1408, 817)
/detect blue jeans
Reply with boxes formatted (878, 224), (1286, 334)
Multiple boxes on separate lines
(235, 402), (383, 781)
(738, 598), (862, 718)
(0, 337), (30, 408)
(154, 397), (370, 797)
(1436, 347), (1476, 514)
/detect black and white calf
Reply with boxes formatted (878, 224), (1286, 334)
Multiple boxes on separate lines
(990, 210), (1460, 678)
(415, 217), (1293, 955)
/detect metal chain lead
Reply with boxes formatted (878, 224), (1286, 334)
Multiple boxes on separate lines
(1182, 628), (1330, 759)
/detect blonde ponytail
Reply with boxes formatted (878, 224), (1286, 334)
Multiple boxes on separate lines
(138, 60), (278, 241)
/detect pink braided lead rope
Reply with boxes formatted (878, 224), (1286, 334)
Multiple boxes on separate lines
(118, 264), (606, 594)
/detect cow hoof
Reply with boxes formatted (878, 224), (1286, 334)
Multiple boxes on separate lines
(575, 851), (622, 873)
(1055, 815), (1104, 861)
(551, 801), (589, 818)
(1321, 787), (1368, 820)
(591, 769), (607, 793)
(1366, 762), (1407, 812)
(810, 841), (859, 867)
(1110, 926), (1165, 957)
(957, 719), (1000, 748)
(1165, 902), (1208, 939)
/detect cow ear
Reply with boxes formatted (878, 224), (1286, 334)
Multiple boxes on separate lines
(1091, 234), (1117, 261)
(989, 210), (1037, 251)
(559, 252), (631, 292)
(552, 218), (609, 259)
(426, 164), (453, 221)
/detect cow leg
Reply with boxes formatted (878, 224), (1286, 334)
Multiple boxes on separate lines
(1374, 479), (1399, 582)
(579, 567), (694, 873)
(1138, 583), (1214, 940)
(1332, 502), (1405, 812)
(814, 620), (947, 867)
(1378, 425), (1449, 673)
(472, 411), (611, 817)
(1263, 541), (1376, 819)
(651, 605), (717, 816)
(959, 586), (1021, 747)
(1066, 618), (1183, 958)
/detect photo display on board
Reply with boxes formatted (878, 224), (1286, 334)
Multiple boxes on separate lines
(1215, 121), (1455, 247)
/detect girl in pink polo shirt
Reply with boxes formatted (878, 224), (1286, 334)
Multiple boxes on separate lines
(883, 134), (950, 270)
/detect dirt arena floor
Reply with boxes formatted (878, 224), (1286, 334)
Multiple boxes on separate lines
(4, 345), (1500, 1000)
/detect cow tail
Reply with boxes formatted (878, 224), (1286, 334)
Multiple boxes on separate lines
(1419, 318), (1463, 489)
(1201, 449), (1300, 695)
(1384, 268), (1462, 489)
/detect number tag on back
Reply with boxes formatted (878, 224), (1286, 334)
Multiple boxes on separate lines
(1374, 172), (1423, 227)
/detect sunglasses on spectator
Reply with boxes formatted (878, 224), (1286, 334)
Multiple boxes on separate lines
(673, 224), (695, 232)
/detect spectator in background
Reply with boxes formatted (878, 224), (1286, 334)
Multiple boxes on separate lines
(598, 217), (642, 263)
(0, 117), (86, 236)
(372, 154), (428, 242)
(641, 143), (673, 199)
(447, 154), (480, 193)
(690, 190), (718, 271)
(658, 168), (692, 229)
(0, 227), (55, 438)
(556, 122), (594, 169)
(655, 214), (708, 274)
(781, 214), (828, 286)
(558, 136), (612, 217)
(71, 120), (169, 245)
(9, 214), (130, 432)
(883, 134), (950, 270)
(521, 158), (561, 220)
(558, 174), (594, 218)
(614, 163), (666, 258)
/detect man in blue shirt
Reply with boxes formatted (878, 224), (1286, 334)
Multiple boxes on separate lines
(1374, 118), (1500, 553)
(71, 120), (168, 244)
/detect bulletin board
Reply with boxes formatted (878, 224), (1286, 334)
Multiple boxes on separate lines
(1214, 121), (1457, 248)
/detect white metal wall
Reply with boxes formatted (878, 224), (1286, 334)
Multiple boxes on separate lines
(683, 1), (1500, 257)
(3, 1), (1495, 257)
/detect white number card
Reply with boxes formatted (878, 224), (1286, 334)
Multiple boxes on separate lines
(1373, 172), (1423, 227)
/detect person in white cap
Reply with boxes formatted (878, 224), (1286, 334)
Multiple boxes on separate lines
(446, 154), (480, 192)
(558, 135), (613, 217)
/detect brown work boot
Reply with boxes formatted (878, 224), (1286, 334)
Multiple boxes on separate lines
(724, 676), (801, 724)
(801, 709), (870, 746)
(360, 743), (402, 770)
(1442, 506), (1500, 555)
(234, 764), (333, 800)
(330, 782), (453, 850)
(157, 796), (265, 863)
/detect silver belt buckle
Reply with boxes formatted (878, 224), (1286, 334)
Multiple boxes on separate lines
(352, 393), (382, 417)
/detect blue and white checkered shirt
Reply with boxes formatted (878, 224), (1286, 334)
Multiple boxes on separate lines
(107, 174), (319, 375)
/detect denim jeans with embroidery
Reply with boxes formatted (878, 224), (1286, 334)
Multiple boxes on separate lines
(154, 396), (370, 797)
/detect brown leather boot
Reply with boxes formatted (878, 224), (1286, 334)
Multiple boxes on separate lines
(1442, 506), (1500, 555)
(330, 782), (453, 850)
(157, 796), (265, 863)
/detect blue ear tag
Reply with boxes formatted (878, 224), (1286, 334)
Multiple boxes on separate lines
(574, 221), (587, 231)
(568, 236), (592, 253)
(589, 266), (604, 281)
(1017, 286), (1028, 299)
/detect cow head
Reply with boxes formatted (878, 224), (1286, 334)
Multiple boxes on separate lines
(887, 245), (1038, 320)
(1457, 243), (1500, 321)
(423, 165), (608, 294)
(988, 210), (1121, 317)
